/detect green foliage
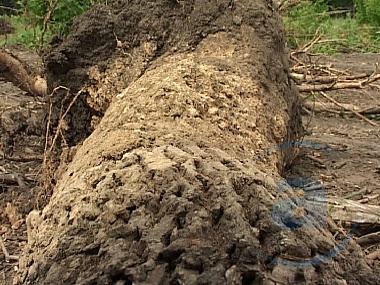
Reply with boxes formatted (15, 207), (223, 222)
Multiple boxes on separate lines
(284, 0), (330, 49)
(0, 0), (19, 15)
(283, 0), (380, 54)
(355, 0), (380, 26)
(0, 15), (43, 47)
(3, 0), (112, 47)
(18, 0), (98, 36)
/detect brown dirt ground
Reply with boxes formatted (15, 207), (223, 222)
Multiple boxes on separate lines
(0, 3), (379, 285)
(0, 45), (45, 284)
(1, 52), (379, 284)
(290, 54), (380, 213)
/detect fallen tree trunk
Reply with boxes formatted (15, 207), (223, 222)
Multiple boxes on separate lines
(14, 1), (379, 284)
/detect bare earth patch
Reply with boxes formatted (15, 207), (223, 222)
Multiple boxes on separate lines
(0, 2), (379, 285)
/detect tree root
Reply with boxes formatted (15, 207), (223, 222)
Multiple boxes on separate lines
(0, 48), (46, 97)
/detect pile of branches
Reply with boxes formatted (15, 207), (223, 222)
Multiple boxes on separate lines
(289, 38), (380, 126)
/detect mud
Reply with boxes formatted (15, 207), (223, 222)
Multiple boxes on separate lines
(43, 0), (300, 151)
(0, 0), (379, 285)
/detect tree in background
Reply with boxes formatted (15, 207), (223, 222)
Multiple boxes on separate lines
(0, 0), (20, 15)
(355, 0), (380, 26)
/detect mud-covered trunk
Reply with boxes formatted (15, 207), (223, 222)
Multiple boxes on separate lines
(14, 1), (379, 284)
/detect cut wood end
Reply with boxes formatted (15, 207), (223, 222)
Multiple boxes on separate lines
(34, 76), (47, 96)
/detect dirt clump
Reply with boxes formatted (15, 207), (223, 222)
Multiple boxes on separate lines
(4, 0), (379, 285)
(43, 0), (300, 148)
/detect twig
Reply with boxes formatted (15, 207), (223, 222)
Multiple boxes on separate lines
(0, 173), (28, 189)
(319, 91), (378, 126)
(303, 100), (356, 113)
(305, 154), (325, 166)
(0, 5), (20, 12)
(343, 188), (369, 200)
(357, 231), (380, 247)
(4, 155), (43, 162)
(39, 0), (60, 49)
(0, 236), (19, 262)
(361, 89), (380, 106)
(301, 33), (322, 54)
(291, 73), (370, 84)
(298, 75), (380, 92)
(3, 235), (28, 242)
(47, 87), (84, 155)
(367, 249), (380, 261)
(358, 194), (380, 204)
(359, 107), (380, 115)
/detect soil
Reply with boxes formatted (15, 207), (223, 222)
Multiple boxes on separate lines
(0, 1), (379, 284)
(0, 45), (45, 285)
(290, 54), (380, 202)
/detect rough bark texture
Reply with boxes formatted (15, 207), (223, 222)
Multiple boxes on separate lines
(13, 0), (379, 284)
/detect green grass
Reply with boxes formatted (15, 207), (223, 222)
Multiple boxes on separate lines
(283, 2), (380, 54)
(0, 15), (46, 47)
(3, 1), (380, 54)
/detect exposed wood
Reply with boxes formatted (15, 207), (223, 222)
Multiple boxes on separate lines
(359, 107), (380, 115)
(4, 155), (43, 162)
(298, 75), (380, 92)
(0, 49), (46, 97)
(358, 194), (380, 204)
(0, 236), (19, 262)
(0, 173), (27, 189)
(319, 91), (378, 126)
(291, 73), (370, 84)
(302, 100), (357, 113)
(308, 196), (380, 226)
(356, 231), (380, 246)
(343, 188), (369, 200)
(366, 249), (380, 261)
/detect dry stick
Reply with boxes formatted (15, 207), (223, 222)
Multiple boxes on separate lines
(0, 236), (19, 262)
(291, 64), (332, 73)
(0, 173), (27, 188)
(47, 88), (84, 155)
(361, 89), (380, 106)
(356, 232), (380, 246)
(358, 194), (380, 204)
(343, 187), (369, 200)
(43, 86), (69, 158)
(291, 27), (322, 55)
(298, 74), (380, 92)
(0, 5), (19, 12)
(319, 91), (378, 127)
(4, 155), (43, 162)
(302, 34), (323, 54)
(278, 0), (305, 14)
(0, 51), (41, 96)
(3, 235), (28, 242)
(367, 249), (380, 261)
(39, 0), (60, 48)
(305, 154), (325, 166)
(303, 100), (355, 114)
(302, 99), (380, 116)
(291, 73), (370, 84)
(359, 107), (380, 115)
(39, 86), (68, 175)
(0, 174), (19, 185)
(328, 67), (351, 76)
